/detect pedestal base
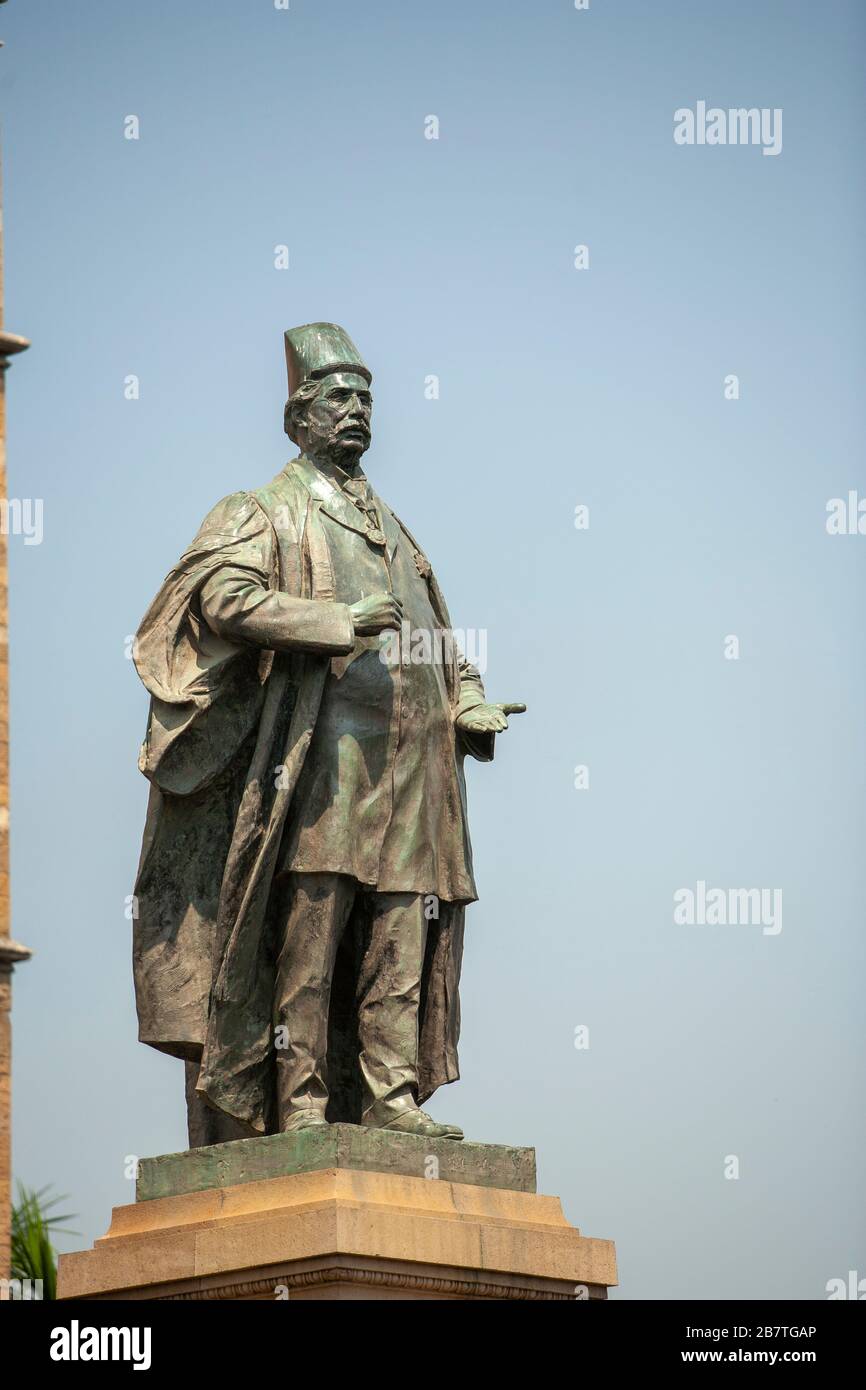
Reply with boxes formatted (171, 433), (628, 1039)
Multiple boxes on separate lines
(58, 1130), (617, 1301)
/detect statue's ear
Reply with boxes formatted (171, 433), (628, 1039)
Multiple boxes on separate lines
(284, 396), (306, 444)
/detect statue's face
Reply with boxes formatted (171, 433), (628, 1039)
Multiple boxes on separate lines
(304, 372), (372, 466)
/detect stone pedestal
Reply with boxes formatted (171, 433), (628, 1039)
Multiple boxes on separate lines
(57, 1126), (617, 1301)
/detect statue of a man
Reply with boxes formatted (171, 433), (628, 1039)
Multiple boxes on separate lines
(132, 323), (524, 1145)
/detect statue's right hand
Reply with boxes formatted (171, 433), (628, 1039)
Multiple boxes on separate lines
(349, 592), (404, 635)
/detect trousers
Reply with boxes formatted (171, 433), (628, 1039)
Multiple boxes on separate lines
(183, 872), (433, 1145)
(274, 872), (429, 1127)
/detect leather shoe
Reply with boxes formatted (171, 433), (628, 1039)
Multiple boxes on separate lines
(380, 1108), (463, 1140)
(283, 1110), (328, 1133)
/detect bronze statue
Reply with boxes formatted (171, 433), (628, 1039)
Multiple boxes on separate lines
(132, 324), (524, 1145)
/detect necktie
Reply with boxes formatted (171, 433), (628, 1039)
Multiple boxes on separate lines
(342, 476), (386, 548)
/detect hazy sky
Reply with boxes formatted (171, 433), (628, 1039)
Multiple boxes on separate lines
(3, 0), (864, 1299)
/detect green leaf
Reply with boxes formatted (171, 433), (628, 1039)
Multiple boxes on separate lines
(10, 1183), (78, 1301)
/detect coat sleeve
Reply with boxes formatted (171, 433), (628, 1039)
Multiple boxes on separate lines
(453, 655), (495, 763)
(200, 567), (354, 656)
(134, 490), (274, 706)
(133, 490), (312, 795)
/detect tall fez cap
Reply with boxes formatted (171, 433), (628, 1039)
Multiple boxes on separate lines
(284, 322), (372, 396)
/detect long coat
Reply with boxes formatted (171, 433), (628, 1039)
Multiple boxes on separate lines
(132, 459), (492, 1133)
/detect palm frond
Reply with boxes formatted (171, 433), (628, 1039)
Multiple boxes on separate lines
(10, 1183), (78, 1300)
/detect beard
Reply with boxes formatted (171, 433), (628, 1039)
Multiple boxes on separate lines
(308, 418), (370, 466)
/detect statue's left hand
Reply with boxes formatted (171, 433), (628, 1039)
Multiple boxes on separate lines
(456, 702), (527, 734)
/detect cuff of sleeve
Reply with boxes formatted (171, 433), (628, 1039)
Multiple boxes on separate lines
(456, 726), (495, 763)
(454, 687), (486, 722)
(329, 602), (355, 654)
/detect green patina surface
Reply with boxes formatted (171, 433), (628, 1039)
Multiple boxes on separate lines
(136, 1124), (536, 1201)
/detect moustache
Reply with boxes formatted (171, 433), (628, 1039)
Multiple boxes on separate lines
(336, 419), (371, 440)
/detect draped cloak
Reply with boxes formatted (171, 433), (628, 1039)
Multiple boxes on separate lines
(132, 459), (492, 1134)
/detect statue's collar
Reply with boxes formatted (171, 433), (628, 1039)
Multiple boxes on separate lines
(287, 455), (385, 545)
(288, 454), (369, 501)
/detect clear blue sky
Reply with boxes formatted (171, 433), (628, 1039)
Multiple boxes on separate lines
(3, 0), (864, 1298)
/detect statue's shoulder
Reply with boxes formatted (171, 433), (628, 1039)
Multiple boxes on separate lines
(177, 490), (277, 579)
(250, 463), (308, 538)
(194, 472), (304, 542)
(196, 488), (267, 540)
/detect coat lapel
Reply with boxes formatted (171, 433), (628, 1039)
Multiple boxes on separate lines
(378, 499), (402, 561)
(289, 456), (371, 539)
